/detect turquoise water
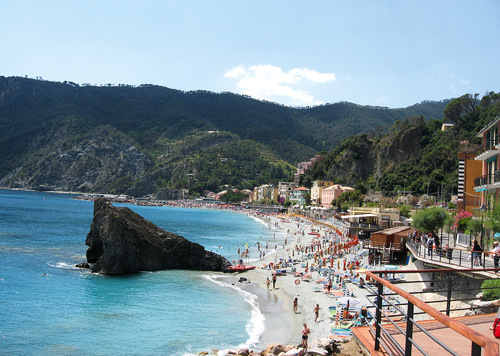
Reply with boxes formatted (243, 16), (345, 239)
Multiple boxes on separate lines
(0, 190), (283, 355)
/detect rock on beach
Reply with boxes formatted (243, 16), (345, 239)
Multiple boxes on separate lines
(83, 198), (232, 274)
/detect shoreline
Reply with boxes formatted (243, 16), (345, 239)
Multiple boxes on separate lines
(1, 189), (354, 352)
(235, 212), (343, 351)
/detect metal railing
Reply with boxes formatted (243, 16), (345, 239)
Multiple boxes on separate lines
(407, 239), (498, 270)
(481, 138), (500, 152)
(364, 269), (499, 356)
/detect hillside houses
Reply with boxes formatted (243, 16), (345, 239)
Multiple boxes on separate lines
(293, 154), (325, 183)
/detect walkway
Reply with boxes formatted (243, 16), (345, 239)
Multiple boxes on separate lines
(407, 238), (499, 277)
(353, 313), (497, 356)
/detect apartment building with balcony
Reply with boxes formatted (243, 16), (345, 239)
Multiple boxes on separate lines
(289, 186), (309, 206)
(252, 184), (278, 203)
(278, 181), (298, 202)
(321, 184), (355, 208)
(474, 116), (500, 209)
(310, 180), (335, 205)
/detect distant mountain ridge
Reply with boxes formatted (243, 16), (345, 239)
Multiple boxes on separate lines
(0, 76), (450, 195)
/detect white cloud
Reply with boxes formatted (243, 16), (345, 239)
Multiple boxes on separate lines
(224, 64), (336, 106)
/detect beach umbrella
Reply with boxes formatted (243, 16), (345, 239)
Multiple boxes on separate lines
(338, 297), (362, 309)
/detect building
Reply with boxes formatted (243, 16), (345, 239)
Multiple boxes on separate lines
(321, 184), (355, 208)
(341, 206), (401, 238)
(310, 180), (335, 205)
(363, 226), (416, 262)
(289, 186), (309, 206)
(278, 181), (298, 202)
(458, 141), (482, 213)
(293, 154), (325, 183)
(474, 116), (500, 210)
(157, 188), (189, 200)
(253, 184), (279, 203)
(441, 123), (454, 132)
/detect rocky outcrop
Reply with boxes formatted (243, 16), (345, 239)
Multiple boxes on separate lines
(84, 198), (231, 275)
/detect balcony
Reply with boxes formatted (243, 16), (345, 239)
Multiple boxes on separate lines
(474, 171), (500, 190)
(342, 221), (379, 230)
(475, 138), (500, 161)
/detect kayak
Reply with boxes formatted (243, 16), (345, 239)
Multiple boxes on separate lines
(228, 264), (256, 272)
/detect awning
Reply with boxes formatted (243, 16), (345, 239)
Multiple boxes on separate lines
(341, 214), (377, 220)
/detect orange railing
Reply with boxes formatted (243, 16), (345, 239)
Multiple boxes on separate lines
(365, 269), (499, 356)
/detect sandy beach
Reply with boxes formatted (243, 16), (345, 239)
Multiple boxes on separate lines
(231, 212), (365, 351)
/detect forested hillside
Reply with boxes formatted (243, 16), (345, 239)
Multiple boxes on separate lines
(301, 92), (500, 200)
(0, 76), (450, 195)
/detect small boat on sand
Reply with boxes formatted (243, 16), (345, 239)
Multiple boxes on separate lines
(228, 264), (256, 272)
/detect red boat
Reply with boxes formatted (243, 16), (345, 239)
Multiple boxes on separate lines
(228, 264), (256, 272)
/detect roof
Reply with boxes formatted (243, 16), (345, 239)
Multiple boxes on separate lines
(341, 214), (378, 219)
(373, 225), (414, 236)
(294, 186), (309, 191)
(476, 117), (500, 137)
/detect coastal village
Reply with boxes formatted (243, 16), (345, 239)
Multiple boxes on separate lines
(75, 118), (500, 356)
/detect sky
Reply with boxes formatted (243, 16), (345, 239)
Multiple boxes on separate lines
(1, 1), (499, 108)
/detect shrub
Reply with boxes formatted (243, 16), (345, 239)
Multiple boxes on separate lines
(481, 279), (500, 301)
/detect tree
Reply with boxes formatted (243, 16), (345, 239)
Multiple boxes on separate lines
(219, 190), (248, 203)
(412, 207), (447, 246)
(486, 204), (500, 236)
(443, 93), (479, 128)
(468, 218), (483, 241)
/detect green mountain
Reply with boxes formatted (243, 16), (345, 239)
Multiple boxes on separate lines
(0, 76), (450, 196)
(301, 92), (500, 200)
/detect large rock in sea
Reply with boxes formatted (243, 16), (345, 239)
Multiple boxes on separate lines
(84, 198), (232, 275)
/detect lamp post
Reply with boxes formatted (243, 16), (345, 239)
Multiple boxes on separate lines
(479, 205), (486, 249)
(440, 210), (445, 246)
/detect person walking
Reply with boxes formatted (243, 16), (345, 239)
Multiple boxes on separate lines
(293, 298), (298, 313)
(272, 274), (277, 289)
(472, 239), (483, 266)
(266, 277), (271, 290)
(314, 304), (321, 322)
(427, 234), (434, 257)
(491, 241), (500, 272)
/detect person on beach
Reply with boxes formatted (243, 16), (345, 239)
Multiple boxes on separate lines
(314, 304), (321, 322)
(266, 277), (271, 290)
(272, 274), (277, 289)
(293, 298), (298, 313)
(302, 323), (310, 350)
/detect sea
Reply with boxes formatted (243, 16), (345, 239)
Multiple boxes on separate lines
(0, 189), (288, 356)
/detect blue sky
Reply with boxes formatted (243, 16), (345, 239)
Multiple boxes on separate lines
(1, 1), (499, 108)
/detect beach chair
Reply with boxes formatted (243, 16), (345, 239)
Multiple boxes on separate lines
(330, 328), (352, 337)
(328, 306), (336, 321)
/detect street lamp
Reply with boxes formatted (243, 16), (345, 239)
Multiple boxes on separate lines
(440, 210), (445, 246)
(479, 205), (486, 249)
